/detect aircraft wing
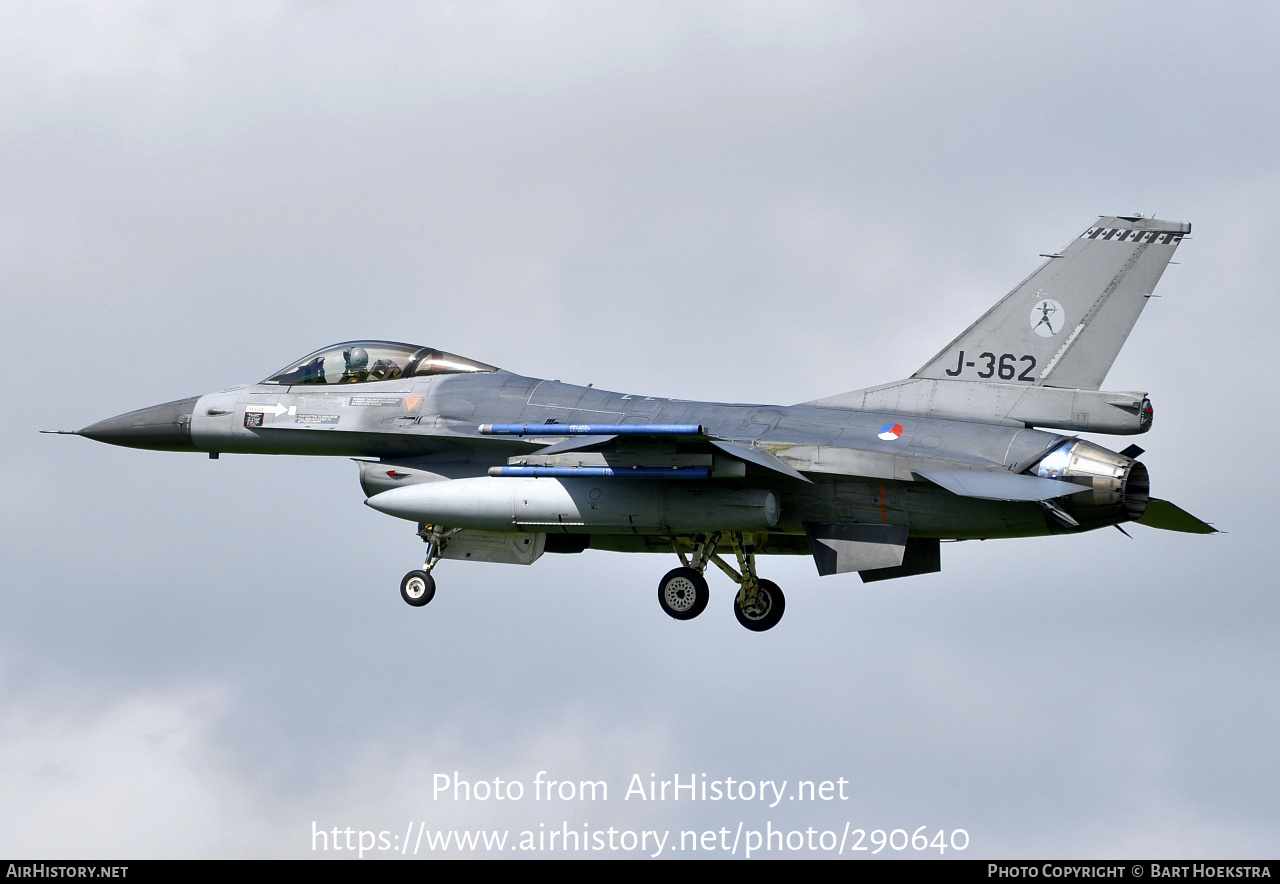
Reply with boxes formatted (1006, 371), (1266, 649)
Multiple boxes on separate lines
(481, 423), (813, 484)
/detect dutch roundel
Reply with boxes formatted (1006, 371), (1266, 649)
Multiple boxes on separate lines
(877, 423), (904, 441)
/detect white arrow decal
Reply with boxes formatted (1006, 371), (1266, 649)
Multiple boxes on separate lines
(248, 403), (290, 417)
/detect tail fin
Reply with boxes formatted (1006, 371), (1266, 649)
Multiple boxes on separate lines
(914, 216), (1189, 390)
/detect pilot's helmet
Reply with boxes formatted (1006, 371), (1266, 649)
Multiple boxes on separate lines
(343, 346), (369, 372)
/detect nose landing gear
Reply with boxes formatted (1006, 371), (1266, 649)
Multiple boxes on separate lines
(399, 523), (460, 608)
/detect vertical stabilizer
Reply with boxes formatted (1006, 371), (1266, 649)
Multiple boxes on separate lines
(913, 216), (1189, 390)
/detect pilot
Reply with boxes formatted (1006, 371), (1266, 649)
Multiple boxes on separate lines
(339, 346), (370, 383)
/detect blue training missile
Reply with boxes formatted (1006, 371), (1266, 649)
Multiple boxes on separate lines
(479, 423), (705, 436)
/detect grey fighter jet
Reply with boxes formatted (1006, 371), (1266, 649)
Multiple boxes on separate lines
(58, 215), (1215, 632)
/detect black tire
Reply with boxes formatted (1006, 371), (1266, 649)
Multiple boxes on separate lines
(734, 579), (785, 631)
(400, 570), (436, 607)
(657, 567), (709, 620)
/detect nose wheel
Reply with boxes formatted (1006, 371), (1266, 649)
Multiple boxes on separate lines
(400, 570), (435, 606)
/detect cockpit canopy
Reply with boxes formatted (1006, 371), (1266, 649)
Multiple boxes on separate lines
(262, 341), (498, 386)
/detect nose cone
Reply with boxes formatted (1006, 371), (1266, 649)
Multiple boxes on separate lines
(78, 396), (201, 451)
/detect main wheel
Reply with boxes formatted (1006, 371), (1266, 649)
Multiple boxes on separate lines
(734, 579), (785, 631)
(400, 570), (436, 607)
(657, 567), (709, 620)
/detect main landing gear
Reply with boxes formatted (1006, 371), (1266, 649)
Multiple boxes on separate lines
(660, 532), (785, 632)
(399, 523), (460, 608)
(657, 567), (710, 620)
(397, 524), (785, 631)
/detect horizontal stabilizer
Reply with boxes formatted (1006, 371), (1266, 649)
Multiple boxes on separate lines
(804, 523), (909, 575)
(1137, 498), (1217, 534)
(917, 469), (1085, 501)
(710, 439), (813, 483)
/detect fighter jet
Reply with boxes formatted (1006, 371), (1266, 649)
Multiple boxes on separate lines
(57, 215), (1215, 631)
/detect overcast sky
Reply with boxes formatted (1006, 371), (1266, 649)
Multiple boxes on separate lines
(3, 1), (1277, 859)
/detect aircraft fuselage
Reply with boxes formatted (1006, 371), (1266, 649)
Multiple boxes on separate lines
(82, 369), (1131, 544)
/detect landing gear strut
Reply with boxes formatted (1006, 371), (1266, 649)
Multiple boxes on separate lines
(662, 531), (786, 631)
(399, 523), (460, 608)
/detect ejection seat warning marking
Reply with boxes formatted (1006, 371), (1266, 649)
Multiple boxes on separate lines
(295, 414), (340, 425)
(350, 396), (405, 407)
(244, 412), (264, 428)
